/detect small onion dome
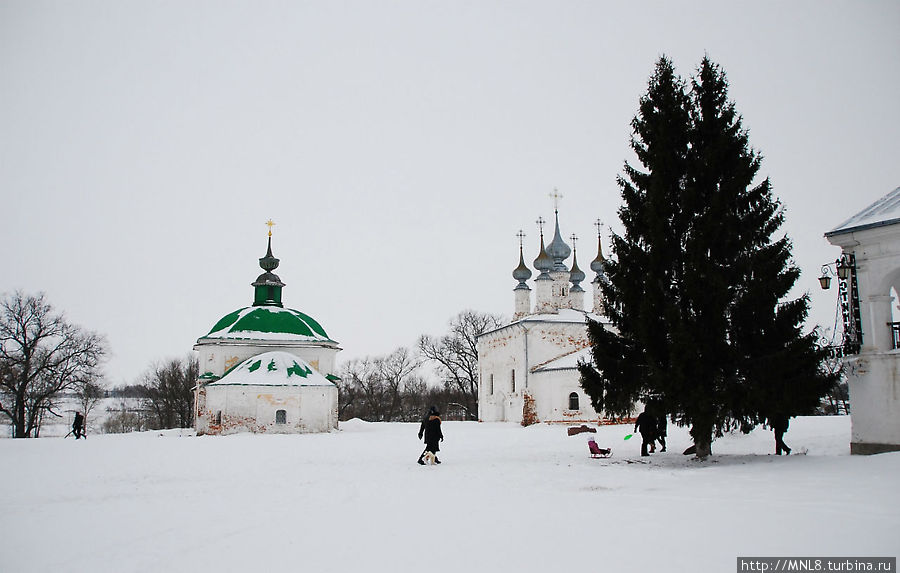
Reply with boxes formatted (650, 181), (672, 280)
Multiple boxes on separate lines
(513, 245), (532, 290)
(546, 212), (571, 271)
(590, 234), (606, 280)
(252, 235), (286, 307)
(533, 234), (553, 280)
(569, 249), (586, 286)
(259, 235), (280, 272)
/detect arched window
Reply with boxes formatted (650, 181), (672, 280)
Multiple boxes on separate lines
(275, 409), (287, 424)
(568, 392), (579, 410)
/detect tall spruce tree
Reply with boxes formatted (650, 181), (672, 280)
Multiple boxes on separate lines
(579, 56), (835, 458)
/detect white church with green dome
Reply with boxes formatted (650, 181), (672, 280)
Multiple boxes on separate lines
(193, 227), (340, 435)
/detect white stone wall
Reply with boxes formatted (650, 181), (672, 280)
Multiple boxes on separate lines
(529, 370), (597, 422)
(202, 384), (338, 435)
(477, 319), (600, 423)
(195, 341), (340, 379)
(827, 223), (900, 453)
(514, 288), (531, 319)
(550, 270), (570, 308)
(567, 288), (585, 312)
(534, 279), (553, 314)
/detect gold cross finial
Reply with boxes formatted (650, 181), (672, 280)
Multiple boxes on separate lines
(535, 216), (546, 236)
(594, 219), (604, 236)
(266, 219), (276, 237)
(569, 233), (578, 249)
(516, 229), (526, 248)
(549, 188), (563, 212)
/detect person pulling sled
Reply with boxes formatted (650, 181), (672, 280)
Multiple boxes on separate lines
(417, 406), (443, 465)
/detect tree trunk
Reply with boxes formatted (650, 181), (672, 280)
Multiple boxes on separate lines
(690, 421), (713, 459)
(14, 398), (27, 438)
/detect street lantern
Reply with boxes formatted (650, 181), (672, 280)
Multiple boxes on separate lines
(836, 258), (851, 280)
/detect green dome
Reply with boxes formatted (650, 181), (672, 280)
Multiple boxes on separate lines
(203, 306), (334, 343)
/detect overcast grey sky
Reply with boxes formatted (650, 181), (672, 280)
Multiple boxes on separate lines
(2, 1), (898, 385)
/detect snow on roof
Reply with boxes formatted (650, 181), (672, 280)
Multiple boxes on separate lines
(478, 308), (606, 339)
(531, 346), (593, 373)
(201, 306), (335, 343)
(522, 308), (601, 323)
(826, 186), (900, 237)
(207, 351), (334, 387)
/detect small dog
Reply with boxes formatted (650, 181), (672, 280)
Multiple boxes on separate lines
(422, 451), (437, 465)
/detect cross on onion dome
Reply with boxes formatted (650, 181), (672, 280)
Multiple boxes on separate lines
(549, 188), (564, 213)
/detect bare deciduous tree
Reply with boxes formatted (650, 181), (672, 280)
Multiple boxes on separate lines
(0, 292), (107, 438)
(417, 310), (503, 420)
(139, 354), (198, 429)
(74, 379), (105, 434)
(337, 347), (422, 422)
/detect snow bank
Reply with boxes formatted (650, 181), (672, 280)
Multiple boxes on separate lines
(0, 416), (896, 573)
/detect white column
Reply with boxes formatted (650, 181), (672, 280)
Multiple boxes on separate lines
(534, 278), (553, 314)
(864, 294), (894, 352)
(592, 280), (605, 315)
(514, 288), (531, 319)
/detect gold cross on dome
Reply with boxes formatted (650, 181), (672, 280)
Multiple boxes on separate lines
(549, 188), (564, 212)
(595, 219), (604, 236)
(570, 233), (578, 249)
(535, 216), (546, 236)
(266, 219), (276, 237)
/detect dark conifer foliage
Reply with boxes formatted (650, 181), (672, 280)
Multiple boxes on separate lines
(579, 56), (835, 457)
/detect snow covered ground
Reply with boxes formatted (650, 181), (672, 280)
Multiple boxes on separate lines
(1, 416), (896, 573)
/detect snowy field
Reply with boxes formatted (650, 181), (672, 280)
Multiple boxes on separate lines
(1, 416), (896, 573)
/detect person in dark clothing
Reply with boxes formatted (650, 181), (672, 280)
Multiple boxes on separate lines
(770, 414), (791, 455)
(417, 406), (444, 465)
(72, 412), (84, 439)
(656, 414), (667, 452)
(634, 408), (657, 457)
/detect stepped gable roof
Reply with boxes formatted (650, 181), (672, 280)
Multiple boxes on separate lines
(208, 351), (334, 387)
(201, 306), (335, 343)
(826, 186), (900, 237)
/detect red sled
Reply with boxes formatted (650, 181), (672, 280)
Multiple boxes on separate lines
(588, 438), (611, 458)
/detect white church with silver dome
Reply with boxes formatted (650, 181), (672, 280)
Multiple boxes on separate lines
(193, 225), (340, 435)
(477, 204), (614, 424)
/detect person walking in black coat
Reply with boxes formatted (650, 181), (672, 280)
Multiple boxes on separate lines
(72, 412), (85, 439)
(656, 414), (667, 452)
(770, 414), (791, 455)
(634, 408), (657, 457)
(417, 406), (444, 465)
